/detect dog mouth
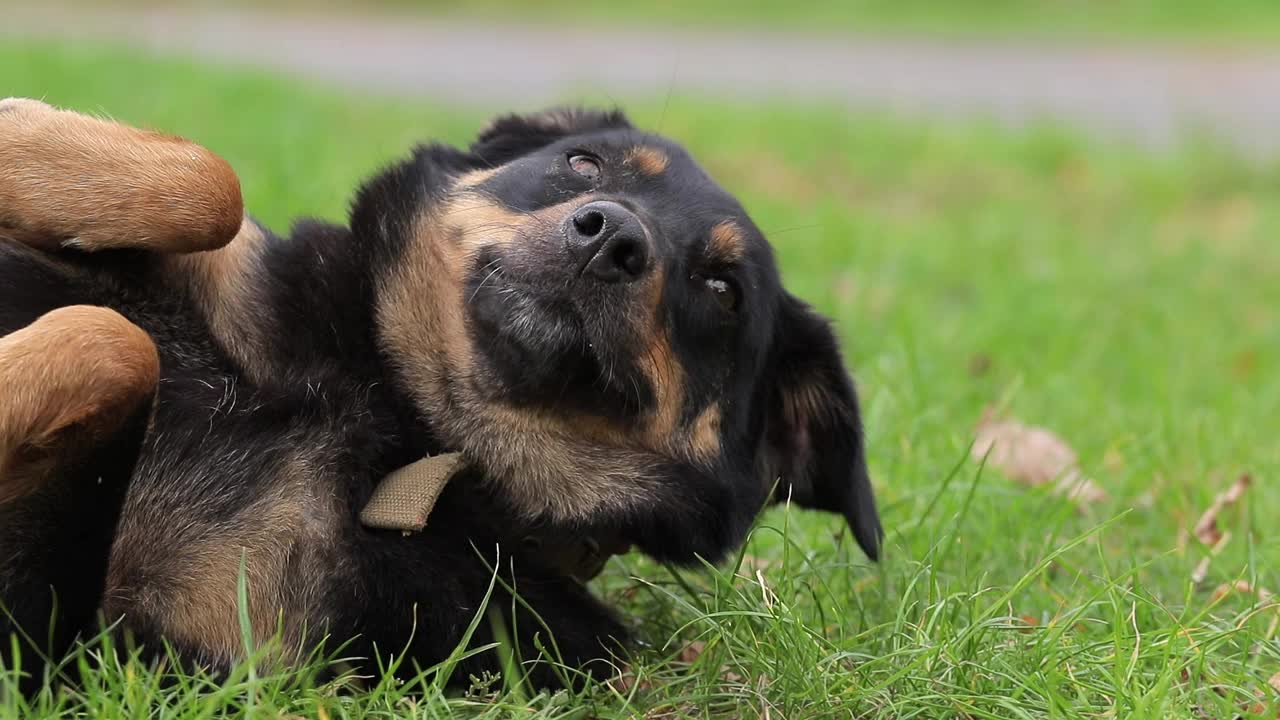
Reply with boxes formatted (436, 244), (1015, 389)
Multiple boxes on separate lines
(464, 249), (647, 417)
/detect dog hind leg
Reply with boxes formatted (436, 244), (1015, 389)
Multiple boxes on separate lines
(0, 97), (243, 253)
(0, 306), (158, 694)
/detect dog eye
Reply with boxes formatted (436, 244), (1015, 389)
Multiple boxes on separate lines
(568, 154), (601, 180)
(701, 275), (739, 312)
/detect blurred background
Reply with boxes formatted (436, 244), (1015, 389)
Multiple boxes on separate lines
(3, 3), (1280, 713)
(7, 0), (1280, 149)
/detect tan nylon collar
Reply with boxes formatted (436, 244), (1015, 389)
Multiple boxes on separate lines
(359, 452), (465, 532)
(358, 453), (630, 582)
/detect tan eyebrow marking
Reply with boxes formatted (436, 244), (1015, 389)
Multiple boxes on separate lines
(454, 166), (501, 188)
(624, 145), (669, 176)
(708, 220), (746, 263)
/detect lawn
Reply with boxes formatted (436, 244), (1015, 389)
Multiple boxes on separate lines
(3, 40), (1280, 718)
(400, 0), (1280, 42)
(50, 0), (1280, 42)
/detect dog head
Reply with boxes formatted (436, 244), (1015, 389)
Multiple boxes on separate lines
(354, 108), (882, 564)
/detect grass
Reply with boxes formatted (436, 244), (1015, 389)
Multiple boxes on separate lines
(56, 0), (1280, 42)
(395, 0), (1280, 42)
(3, 40), (1280, 718)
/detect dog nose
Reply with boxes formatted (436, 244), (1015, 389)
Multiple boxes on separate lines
(564, 201), (649, 283)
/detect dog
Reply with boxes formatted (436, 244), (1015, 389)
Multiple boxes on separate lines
(0, 98), (881, 689)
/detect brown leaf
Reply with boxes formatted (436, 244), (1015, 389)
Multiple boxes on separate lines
(1191, 530), (1232, 586)
(1269, 671), (1280, 695)
(1211, 580), (1275, 604)
(677, 640), (706, 664)
(1192, 556), (1213, 586)
(1054, 472), (1108, 506)
(972, 410), (1106, 508)
(1194, 474), (1252, 546)
(968, 353), (992, 377)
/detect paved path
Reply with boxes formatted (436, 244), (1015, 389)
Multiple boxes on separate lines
(10, 6), (1280, 151)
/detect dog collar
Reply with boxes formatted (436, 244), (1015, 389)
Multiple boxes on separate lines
(359, 453), (628, 582)
(359, 452), (465, 532)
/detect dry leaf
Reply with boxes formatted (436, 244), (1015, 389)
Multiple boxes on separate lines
(1013, 614), (1041, 634)
(677, 640), (706, 664)
(968, 353), (992, 377)
(1056, 472), (1108, 506)
(972, 410), (1107, 508)
(1191, 557), (1212, 587)
(1211, 580), (1275, 604)
(1269, 671), (1280, 695)
(973, 410), (1076, 485)
(1191, 530), (1232, 586)
(1194, 474), (1252, 547)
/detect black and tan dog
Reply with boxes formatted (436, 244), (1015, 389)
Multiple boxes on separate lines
(0, 98), (881, 689)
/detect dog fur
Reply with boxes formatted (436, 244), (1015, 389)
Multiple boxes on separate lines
(0, 98), (881, 690)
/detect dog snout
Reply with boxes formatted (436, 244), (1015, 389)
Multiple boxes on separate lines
(563, 200), (649, 283)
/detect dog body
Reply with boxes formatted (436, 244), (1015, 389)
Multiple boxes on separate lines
(0, 132), (623, 684)
(0, 99), (880, 688)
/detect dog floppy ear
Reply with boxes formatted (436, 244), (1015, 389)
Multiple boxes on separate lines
(763, 294), (883, 560)
(470, 107), (632, 166)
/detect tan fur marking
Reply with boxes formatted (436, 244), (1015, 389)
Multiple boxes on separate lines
(377, 183), (734, 520)
(377, 200), (476, 469)
(105, 453), (342, 667)
(379, 188), (584, 418)
(165, 217), (275, 380)
(0, 98), (242, 253)
(378, 191), (670, 521)
(441, 192), (530, 254)
(689, 404), (723, 465)
(0, 306), (159, 505)
(454, 166), (502, 189)
(625, 146), (670, 176)
(637, 264), (688, 451)
(708, 220), (746, 263)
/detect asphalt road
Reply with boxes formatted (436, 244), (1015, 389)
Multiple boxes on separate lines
(9, 5), (1280, 151)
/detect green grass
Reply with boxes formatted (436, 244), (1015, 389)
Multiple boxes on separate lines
(70, 0), (1280, 42)
(4, 41), (1280, 718)
(412, 0), (1280, 42)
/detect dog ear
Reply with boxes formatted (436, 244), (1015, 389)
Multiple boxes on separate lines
(470, 107), (632, 166)
(349, 143), (475, 247)
(763, 294), (883, 560)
